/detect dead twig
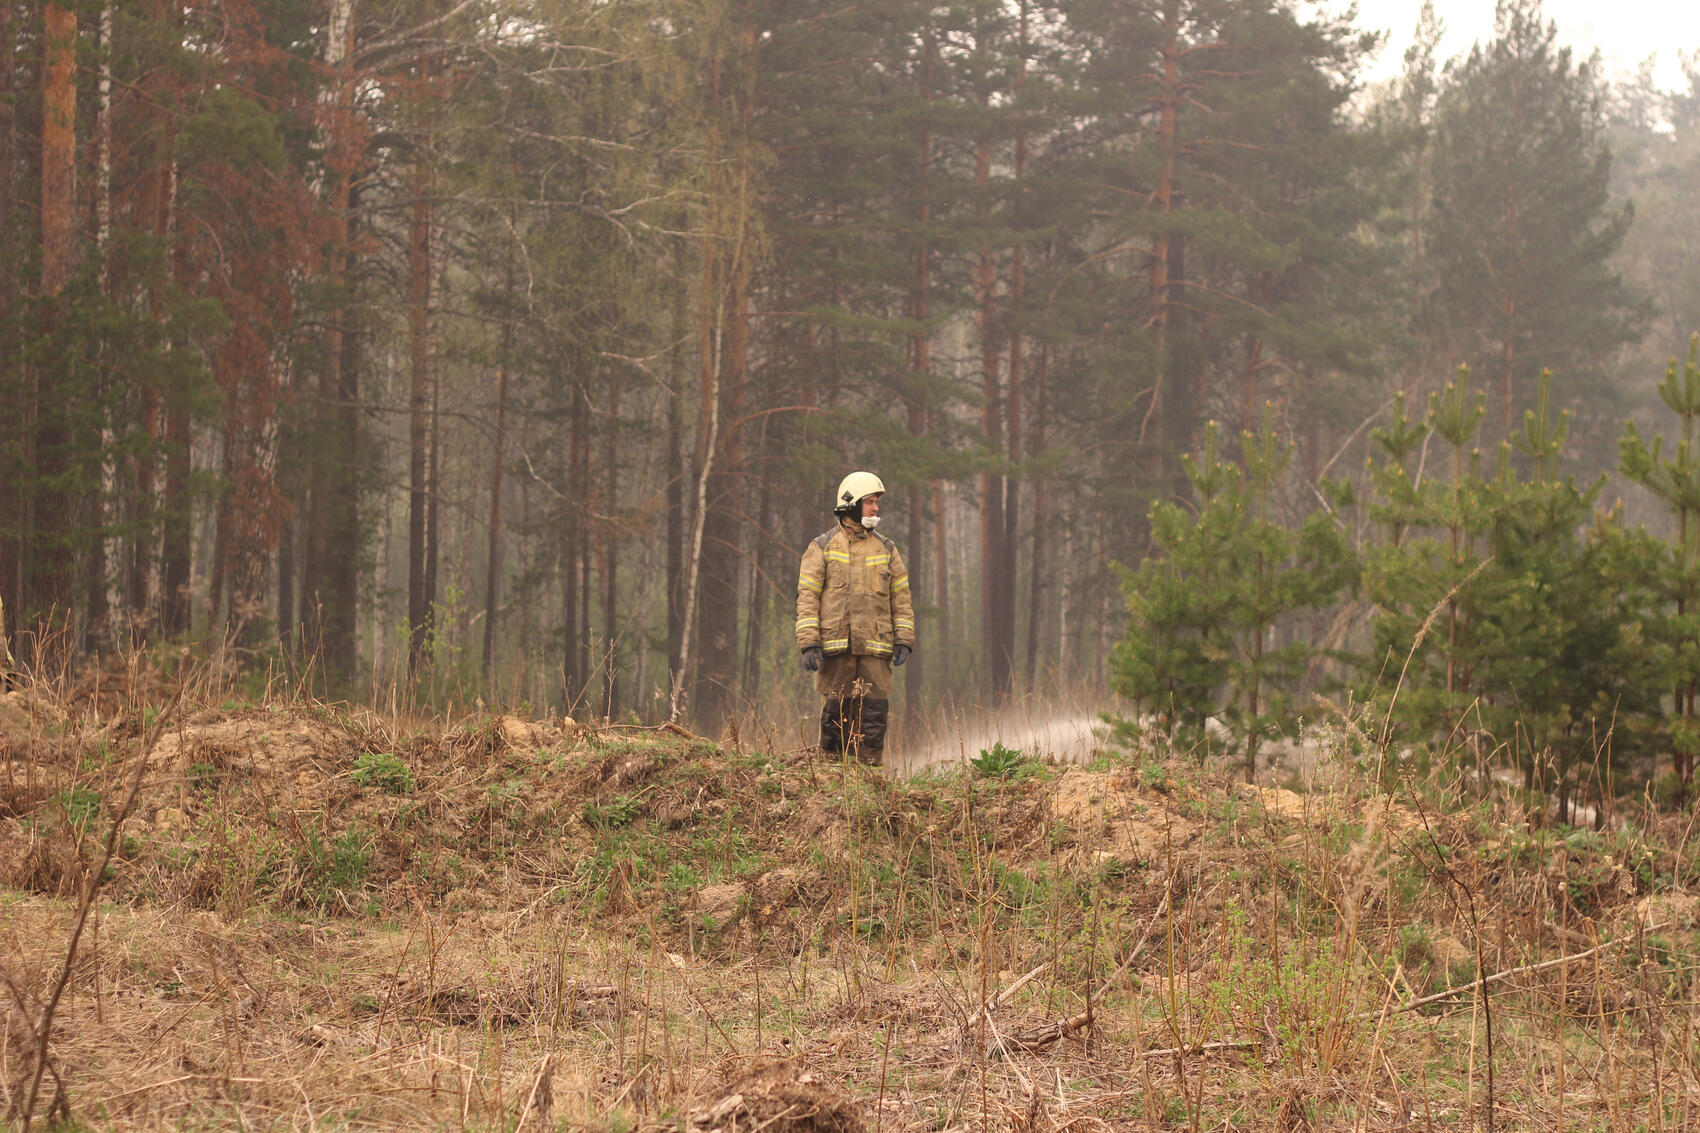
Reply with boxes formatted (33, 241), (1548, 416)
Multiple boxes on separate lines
(16, 667), (190, 1131)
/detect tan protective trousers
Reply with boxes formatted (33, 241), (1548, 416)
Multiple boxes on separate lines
(814, 653), (893, 699)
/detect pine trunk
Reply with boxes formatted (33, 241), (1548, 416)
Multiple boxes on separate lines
(932, 480), (949, 691)
(1003, 24), (1027, 696)
(33, 2), (80, 646)
(688, 27), (755, 734)
(694, 278), (749, 733)
(1024, 342), (1049, 690)
(324, 189), (363, 681)
(161, 404), (191, 636)
(567, 379), (591, 707)
(303, 0), (361, 683)
(600, 367), (621, 716)
(41, 4), (77, 298)
(406, 167), (432, 673)
(666, 264), (687, 686)
(0, 0), (18, 658)
(128, 0), (178, 633)
(905, 32), (935, 708)
(974, 120), (1007, 704)
(482, 264), (513, 688)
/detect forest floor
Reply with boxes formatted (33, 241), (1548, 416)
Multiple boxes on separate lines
(2, 671), (1698, 1131)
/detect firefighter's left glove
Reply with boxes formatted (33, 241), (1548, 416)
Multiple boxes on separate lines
(801, 645), (825, 672)
(893, 644), (911, 666)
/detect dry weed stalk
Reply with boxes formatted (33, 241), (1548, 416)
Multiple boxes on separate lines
(7, 655), (193, 1130)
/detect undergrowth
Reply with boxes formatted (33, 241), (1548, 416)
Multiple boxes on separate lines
(0, 660), (1697, 1130)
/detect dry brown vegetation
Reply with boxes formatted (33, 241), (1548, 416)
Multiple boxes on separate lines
(2, 664), (1699, 1131)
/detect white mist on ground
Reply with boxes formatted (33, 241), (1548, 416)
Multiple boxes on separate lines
(896, 707), (1110, 774)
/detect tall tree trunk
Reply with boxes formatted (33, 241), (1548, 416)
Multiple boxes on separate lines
(482, 259), (513, 688)
(694, 276), (749, 733)
(688, 25), (755, 735)
(1499, 179), (1520, 436)
(426, 333), (441, 665)
(1147, 0), (1179, 440)
(1024, 342), (1049, 690)
(974, 118), (1007, 704)
(1002, 8), (1027, 695)
(1151, 0), (1196, 517)
(128, 0), (179, 635)
(277, 513), (295, 652)
(666, 249), (688, 691)
(33, 1), (80, 652)
(301, 0), (360, 682)
(161, 404), (192, 636)
(560, 375), (582, 710)
(84, 3), (116, 653)
(601, 367), (621, 716)
(741, 472), (771, 706)
(560, 377), (594, 709)
(324, 182), (364, 681)
(406, 163), (432, 674)
(41, 4), (78, 299)
(0, 0), (19, 661)
(905, 32), (934, 709)
(573, 381), (591, 704)
(933, 480), (949, 692)
(1240, 333), (1264, 441)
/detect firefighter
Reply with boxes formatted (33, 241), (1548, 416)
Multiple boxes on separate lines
(795, 471), (915, 765)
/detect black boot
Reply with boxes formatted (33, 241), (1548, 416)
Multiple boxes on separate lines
(819, 698), (844, 753)
(856, 698), (888, 766)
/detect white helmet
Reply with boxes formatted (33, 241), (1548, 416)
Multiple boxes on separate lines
(834, 471), (885, 523)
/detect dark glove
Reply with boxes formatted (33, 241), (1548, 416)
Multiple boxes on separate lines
(893, 644), (910, 666)
(801, 645), (824, 672)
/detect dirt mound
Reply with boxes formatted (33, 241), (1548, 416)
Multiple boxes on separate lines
(688, 1060), (865, 1133)
(0, 688), (68, 746)
(1050, 766), (1202, 862)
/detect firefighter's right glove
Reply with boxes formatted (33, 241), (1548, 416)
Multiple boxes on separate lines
(801, 645), (824, 672)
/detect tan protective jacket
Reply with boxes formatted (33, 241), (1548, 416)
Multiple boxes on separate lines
(795, 519), (915, 658)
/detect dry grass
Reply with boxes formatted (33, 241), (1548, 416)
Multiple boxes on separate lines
(1, 661), (1698, 1131)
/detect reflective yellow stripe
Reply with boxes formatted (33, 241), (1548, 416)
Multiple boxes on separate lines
(894, 618), (914, 630)
(866, 554), (890, 565)
(796, 617), (819, 628)
(823, 550), (850, 563)
(799, 575), (823, 594)
(823, 638), (850, 653)
(866, 641), (894, 655)
(891, 576), (909, 592)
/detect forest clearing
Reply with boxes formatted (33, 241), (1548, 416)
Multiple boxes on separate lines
(3, 664), (1698, 1132)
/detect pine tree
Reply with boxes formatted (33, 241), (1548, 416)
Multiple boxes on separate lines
(1619, 335), (1700, 802)
(1363, 369), (1657, 802)
(1112, 416), (1352, 778)
(1426, 0), (1646, 443)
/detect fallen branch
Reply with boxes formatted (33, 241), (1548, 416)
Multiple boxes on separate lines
(1365, 930), (1659, 1021)
(961, 960), (1049, 1033)
(1137, 1039), (1259, 1060)
(1005, 1007), (1095, 1053)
